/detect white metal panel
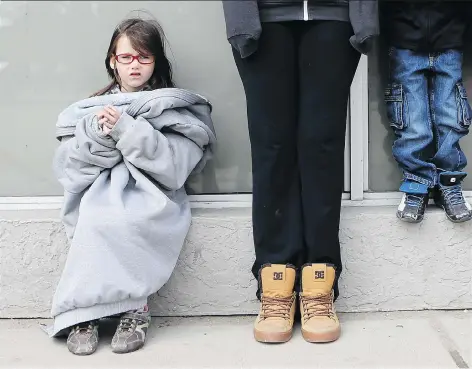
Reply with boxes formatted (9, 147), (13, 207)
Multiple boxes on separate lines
(349, 55), (369, 200)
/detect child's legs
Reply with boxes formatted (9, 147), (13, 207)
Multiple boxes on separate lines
(387, 48), (436, 191)
(430, 50), (470, 175)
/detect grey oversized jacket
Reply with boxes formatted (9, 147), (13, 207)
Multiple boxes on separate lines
(222, 0), (379, 58)
(48, 89), (216, 336)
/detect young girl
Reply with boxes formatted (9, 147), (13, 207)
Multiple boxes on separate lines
(48, 17), (216, 355)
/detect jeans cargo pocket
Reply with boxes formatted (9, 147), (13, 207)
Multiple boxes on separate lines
(456, 82), (472, 129)
(385, 84), (406, 130)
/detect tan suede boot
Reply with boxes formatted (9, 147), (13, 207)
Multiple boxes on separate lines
(300, 263), (340, 343)
(253, 264), (297, 343)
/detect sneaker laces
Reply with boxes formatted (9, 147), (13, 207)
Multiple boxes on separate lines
(405, 194), (426, 207)
(301, 292), (335, 322)
(72, 321), (96, 334)
(117, 318), (138, 333)
(442, 185), (466, 206)
(260, 294), (295, 320)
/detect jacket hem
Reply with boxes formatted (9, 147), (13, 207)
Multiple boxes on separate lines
(260, 4), (349, 23)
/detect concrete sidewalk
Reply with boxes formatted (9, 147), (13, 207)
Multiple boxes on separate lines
(0, 311), (470, 368)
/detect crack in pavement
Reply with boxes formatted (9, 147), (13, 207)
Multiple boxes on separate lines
(430, 317), (469, 368)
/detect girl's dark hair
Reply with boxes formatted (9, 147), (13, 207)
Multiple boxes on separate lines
(92, 17), (174, 96)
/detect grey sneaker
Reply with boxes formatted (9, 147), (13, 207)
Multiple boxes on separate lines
(434, 172), (472, 223)
(111, 312), (151, 354)
(397, 192), (429, 223)
(435, 184), (472, 223)
(67, 320), (99, 356)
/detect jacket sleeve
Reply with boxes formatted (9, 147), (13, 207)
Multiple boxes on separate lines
(53, 117), (122, 194)
(349, 0), (379, 54)
(109, 112), (205, 190)
(465, 2), (472, 47)
(222, 0), (262, 58)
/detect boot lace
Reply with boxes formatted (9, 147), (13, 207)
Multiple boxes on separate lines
(260, 294), (295, 320)
(301, 291), (335, 322)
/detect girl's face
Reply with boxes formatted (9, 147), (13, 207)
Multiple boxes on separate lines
(110, 35), (155, 92)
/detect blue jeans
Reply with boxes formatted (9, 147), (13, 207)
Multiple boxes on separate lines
(385, 48), (471, 193)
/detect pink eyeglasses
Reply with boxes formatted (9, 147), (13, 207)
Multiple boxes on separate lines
(115, 54), (155, 65)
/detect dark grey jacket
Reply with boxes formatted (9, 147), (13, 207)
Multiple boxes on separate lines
(222, 0), (379, 58)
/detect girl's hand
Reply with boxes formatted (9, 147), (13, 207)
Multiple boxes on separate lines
(97, 106), (120, 134)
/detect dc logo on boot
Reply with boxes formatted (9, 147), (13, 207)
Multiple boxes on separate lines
(273, 272), (283, 280)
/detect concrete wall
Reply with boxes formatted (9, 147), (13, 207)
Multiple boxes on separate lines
(1, 206), (471, 318)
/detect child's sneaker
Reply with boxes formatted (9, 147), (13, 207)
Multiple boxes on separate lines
(111, 307), (151, 354)
(67, 320), (99, 355)
(435, 186), (472, 223)
(435, 185), (472, 222)
(397, 192), (429, 223)
(434, 172), (472, 223)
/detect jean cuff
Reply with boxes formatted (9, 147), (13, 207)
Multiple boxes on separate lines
(403, 172), (435, 188)
(399, 180), (429, 194)
(437, 171), (467, 187)
(437, 170), (467, 177)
